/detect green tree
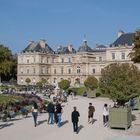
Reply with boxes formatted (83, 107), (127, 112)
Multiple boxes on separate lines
(99, 63), (140, 106)
(0, 45), (15, 82)
(41, 78), (47, 86)
(58, 79), (70, 90)
(129, 29), (140, 63)
(36, 81), (43, 88)
(84, 76), (98, 90)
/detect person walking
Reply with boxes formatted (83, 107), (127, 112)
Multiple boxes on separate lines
(31, 102), (38, 127)
(71, 106), (80, 133)
(56, 102), (62, 128)
(103, 103), (109, 126)
(47, 101), (55, 124)
(88, 103), (95, 124)
(130, 97), (135, 111)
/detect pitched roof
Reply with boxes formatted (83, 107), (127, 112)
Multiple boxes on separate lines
(96, 44), (107, 48)
(92, 44), (107, 52)
(23, 41), (36, 52)
(111, 33), (134, 46)
(22, 41), (55, 54)
(56, 46), (76, 54)
(77, 40), (93, 52)
(34, 43), (55, 53)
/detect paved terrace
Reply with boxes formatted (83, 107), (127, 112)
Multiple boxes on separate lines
(0, 96), (140, 140)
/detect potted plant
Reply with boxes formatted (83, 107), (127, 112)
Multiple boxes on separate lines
(99, 63), (140, 129)
(84, 76), (98, 98)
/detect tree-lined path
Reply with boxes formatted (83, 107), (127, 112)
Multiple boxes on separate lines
(0, 96), (140, 140)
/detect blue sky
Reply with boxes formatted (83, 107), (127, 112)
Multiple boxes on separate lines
(0, 0), (139, 53)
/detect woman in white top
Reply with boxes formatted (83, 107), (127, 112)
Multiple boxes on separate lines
(103, 103), (109, 126)
(32, 102), (38, 127)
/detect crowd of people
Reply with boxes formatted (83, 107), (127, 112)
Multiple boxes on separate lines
(0, 91), (110, 134)
(30, 94), (109, 134)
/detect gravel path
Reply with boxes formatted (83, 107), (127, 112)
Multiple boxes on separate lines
(0, 96), (140, 140)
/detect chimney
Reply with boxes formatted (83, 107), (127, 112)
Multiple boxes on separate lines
(118, 30), (124, 38)
(68, 44), (73, 52)
(39, 39), (46, 48)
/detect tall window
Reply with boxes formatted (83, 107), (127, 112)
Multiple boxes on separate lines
(33, 68), (36, 74)
(112, 53), (115, 60)
(121, 52), (125, 59)
(27, 59), (29, 63)
(68, 78), (71, 82)
(68, 68), (71, 74)
(33, 57), (36, 63)
(27, 68), (29, 74)
(61, 67), (63, 74)
(99, 57), (102, 61)
(41, 57), (43, 63)
(62, 58), (64, 63)
(68, 58), (71, 63)
(77, 66), (80, 74)
(41, 67), (45, 74)
(92, 68), (95, 74)
(54, 69), (56, 74)
(21, 57), (23, 63)
(20, 67), (23, 74)
(46, 58), (49, 63)
(52, 58), (54, 63)
(41, 68), (43, 74)
(54, 78), (56, 83)
(46, 68), (49, 74)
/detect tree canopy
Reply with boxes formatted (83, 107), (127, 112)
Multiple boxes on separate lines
(0, 44), (17, 82)
(129, 29), (140, 63)
(58, 79), (70, 90)
(99, 63), (140, 106)
(84, 76), (98, 90)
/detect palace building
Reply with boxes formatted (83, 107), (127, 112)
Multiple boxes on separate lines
(17, 31), (138, 86)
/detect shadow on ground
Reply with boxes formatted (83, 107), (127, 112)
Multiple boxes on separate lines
(0, 123), (14, 129)
(61, 120), (69, 127)
(38, 119), (47, 126)
(77, 125), (84, 133)
(132, 114), (136, 121)
(89, 119), (97, 124)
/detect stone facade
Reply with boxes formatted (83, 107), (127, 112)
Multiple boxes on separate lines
(17, 31), (137, 86)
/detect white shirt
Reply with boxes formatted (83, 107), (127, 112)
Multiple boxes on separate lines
(103, 107), (109, 116)
(32, 107), (37, 112)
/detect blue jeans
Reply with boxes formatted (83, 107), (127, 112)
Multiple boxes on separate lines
(131, 105), (134, 111)
(57, 113), (61, 127)
(73, 122), (78, 132)
(32, 112), (38, 126)
(48, 113), (54, 124)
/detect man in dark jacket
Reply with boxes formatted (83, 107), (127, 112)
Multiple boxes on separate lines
(47, 101), (54, 124)
(71, 106), (80, 133)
